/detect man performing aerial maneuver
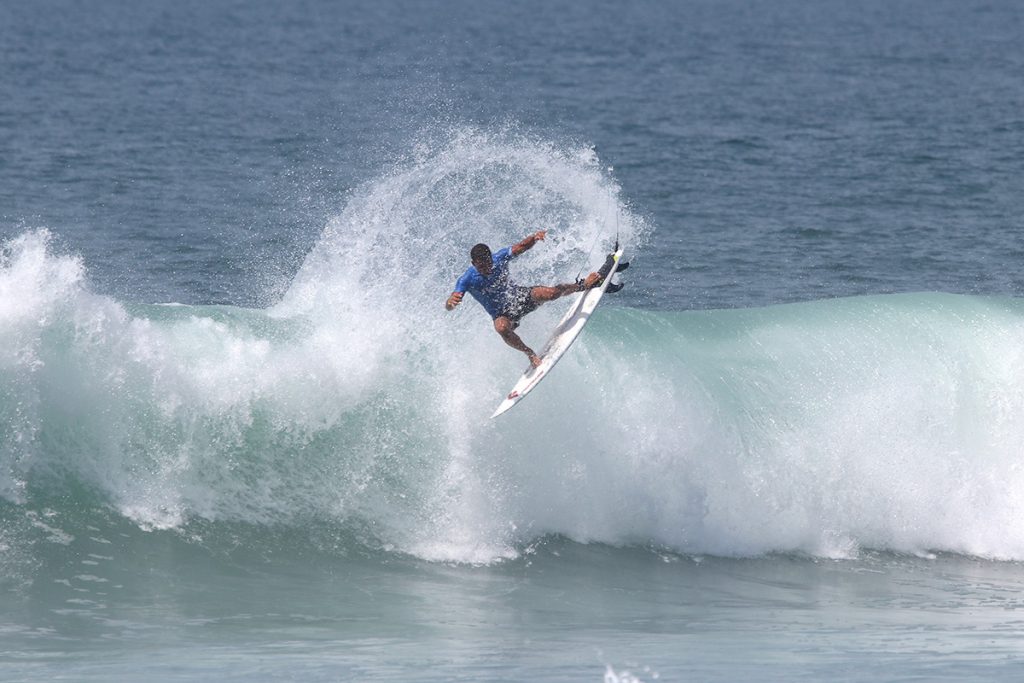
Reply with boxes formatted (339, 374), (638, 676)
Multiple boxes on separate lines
(445, 230), (609, 368)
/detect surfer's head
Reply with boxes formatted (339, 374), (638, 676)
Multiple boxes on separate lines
(470, 243), (492, 274)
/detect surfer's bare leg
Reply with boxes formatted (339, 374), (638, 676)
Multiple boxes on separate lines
(494, 316), (541, 367)
(530, 272), (602, 303)
(494, 273), (601, 368)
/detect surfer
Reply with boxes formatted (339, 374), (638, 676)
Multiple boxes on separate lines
(446, 230), (603, 367)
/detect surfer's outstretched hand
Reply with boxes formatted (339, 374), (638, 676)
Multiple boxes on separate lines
(445, 291), (463, 310)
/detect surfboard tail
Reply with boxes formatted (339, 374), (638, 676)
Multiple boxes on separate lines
(596, 252), (628, 292)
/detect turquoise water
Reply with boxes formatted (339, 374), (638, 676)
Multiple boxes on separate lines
(4, 0), (1024, 680)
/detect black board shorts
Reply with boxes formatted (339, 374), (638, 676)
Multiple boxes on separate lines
(496, 285), (539, 324)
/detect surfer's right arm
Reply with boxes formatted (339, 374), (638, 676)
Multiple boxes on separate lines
(445, 291), (463, 310)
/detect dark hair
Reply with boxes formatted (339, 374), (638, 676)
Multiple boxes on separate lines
(470, 243), (491, 262)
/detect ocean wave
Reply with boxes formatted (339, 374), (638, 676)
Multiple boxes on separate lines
(3, 130), (1024, 564)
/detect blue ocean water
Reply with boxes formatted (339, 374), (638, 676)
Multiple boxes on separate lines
(3, 0), (1024, 681)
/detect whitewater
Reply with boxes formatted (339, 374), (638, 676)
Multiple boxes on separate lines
(4, 135), (1023, 571)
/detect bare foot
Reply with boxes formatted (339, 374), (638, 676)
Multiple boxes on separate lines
(583, 271), (602, 289)
(528, 352), (542, 368)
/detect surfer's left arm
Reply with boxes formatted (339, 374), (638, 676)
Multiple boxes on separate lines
(511, 230), (546, 256)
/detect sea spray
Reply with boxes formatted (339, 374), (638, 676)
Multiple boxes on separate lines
(0, 131), (647, 562)
(4, 132), (1024, 563)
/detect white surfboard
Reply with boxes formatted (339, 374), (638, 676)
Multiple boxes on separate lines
(491, 247), (625, 418)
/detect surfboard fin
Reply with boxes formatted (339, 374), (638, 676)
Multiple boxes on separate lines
(594, 251), (629, 291)
(597, 254), (629, 278)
